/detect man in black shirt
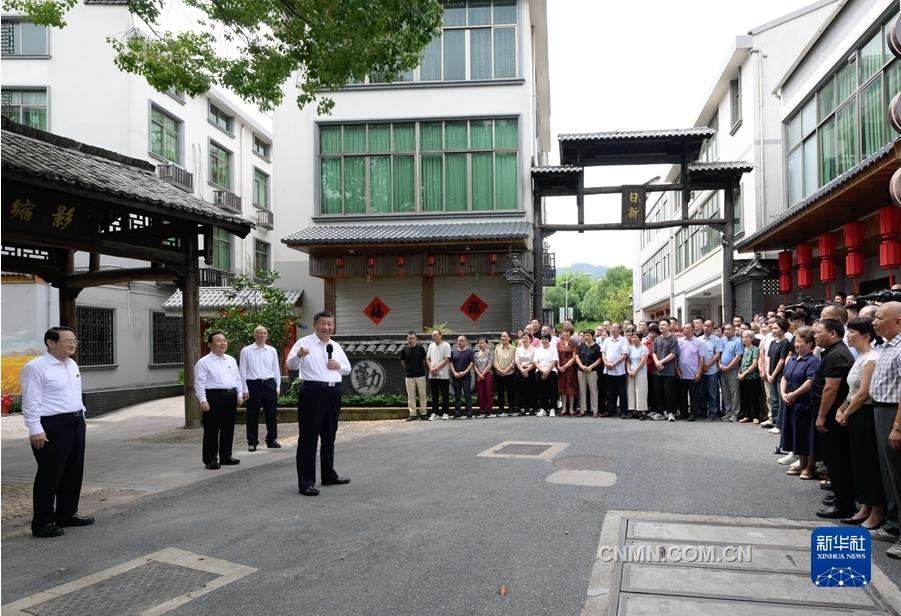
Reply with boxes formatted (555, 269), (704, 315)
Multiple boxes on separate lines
(812, 319), (855, 518)
(399, 331), (428, 421)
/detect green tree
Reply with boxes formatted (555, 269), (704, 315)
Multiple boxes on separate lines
(206, 270), (298, 361)
(544, 273), (593, 322)
(578, 266), (633, 322)
(9, 0), (443, 114)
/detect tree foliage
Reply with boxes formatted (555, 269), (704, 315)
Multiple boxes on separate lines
(205, 270), (298, 361)
(543, 273), (594, 322)
(8, 0), (443, 113)
(578, 266), (634, 322)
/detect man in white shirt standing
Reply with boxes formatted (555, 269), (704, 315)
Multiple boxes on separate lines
(195, 331), (245, 470)
(286, 311), (352, 496)
(21, 326), (95, 538)
(240, 325), (282, 452)
(603, 323), (630, 418)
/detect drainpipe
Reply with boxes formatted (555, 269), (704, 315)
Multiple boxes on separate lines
(751, 47), (765, 235)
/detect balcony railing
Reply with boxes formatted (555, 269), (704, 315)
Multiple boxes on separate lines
(213, 189), (242, 214)
(256, 208), (274, 230)
(157, 163), (194, 192)
(199, 267), (235, 287)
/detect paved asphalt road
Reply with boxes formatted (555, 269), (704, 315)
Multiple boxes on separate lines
(3, 415), (900, 615)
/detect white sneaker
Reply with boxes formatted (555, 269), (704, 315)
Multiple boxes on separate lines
(649, 411), (664, 421)
(498, 412), (508, 417)
(536, 409), (547, 417)
(789, 460), (801, 469)
(441, 413), (450, 420)
(667, 412), (676, 422)
(549, 409), (556, 418)
(769, 427), (781, 434)
(777, 453), (798, 465)
(760, 420), (774, 428)
(428, 413), (436, 421)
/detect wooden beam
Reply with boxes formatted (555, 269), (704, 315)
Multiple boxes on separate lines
(66, 267), (179, 289)
(3, 229), (184, 266)
(541, 218), (727, 232)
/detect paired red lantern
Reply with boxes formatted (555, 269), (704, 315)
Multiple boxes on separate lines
(777, 250), (793, 295)
(879, 206), (901, 272)
(818, 233), (836, 283)
(844, 222), (865, 279)
(795, 244), (813, 289)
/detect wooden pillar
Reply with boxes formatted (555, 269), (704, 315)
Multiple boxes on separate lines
(89, 253), (100, 272)
(422, 275), (434, 328)
(532, 192), (543, 321)
(57, 250), (77, 326)
(181, 235), (201, 428)
(324, 277), (336, 314)
(722, 183), (736, 323)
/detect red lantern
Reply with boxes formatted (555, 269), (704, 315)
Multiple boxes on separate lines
(818, 233), (836, 283)
(797, 267), (813, 289)
(795, 243), (812, 289)
(878, 206), (901, 271)
(844, 222), (865, 279)
(488, 253), (497, 276)
(458, 253), (466, 276)
(367, 256), (375, 276)
(779, 274), (793, 295)
(426, 254), (435, 277)
(396, 255), (405, 277)
(777, 250), (792, 294)
(335, 256), (344, 278)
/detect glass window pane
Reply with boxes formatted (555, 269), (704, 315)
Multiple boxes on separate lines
(494, 27), (516, 78)
(820, 118), (836, 185)
(368, 124), (390, 152)
(471, 28), (492, 79)
(320, 158), (342, 214)
(421, 36), (442, 81)
(887, 60), (900, 103)
(20, 23), (46, 55)
(393, 123), (415, 151)
(344, 125), (366, 153)
(370, 156), (391, 213)
(818, 78), (835, 122)
(344, 157), (365, 213)
(860, 31), (883, 84)
(801, 99), (816, 136)
(150, 124), (163, 158)
(444, 1), (465, 26)
(443, 29), (465, 80)
(21, 90), (45, 105)
(787, 114), (802, 149)
(472, 152), (493, 209)
(470, 120), (492, 149)
(494, 0), (516, 24)
(320, 126), (341, 154)
(836, 59), (856, 103)
(421, 122), (443, 151)
(421, 154), (443, 211)
(445, 121), (467, 149)
(788, 148), (802, 205)
(393, 156), (415, 212)
(445, 154), (467, 211)
(803, 137), (817, 197)
(835, 98), (858, 175)
(25, 106), (46, 130)
(495, 152), (517, 210)
(468, 0), (491, 25)
(495, 118), (518, 149)
(861, 75), (885, 157)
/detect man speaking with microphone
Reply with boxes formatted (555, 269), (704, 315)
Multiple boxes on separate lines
(286, 311), (352, 496)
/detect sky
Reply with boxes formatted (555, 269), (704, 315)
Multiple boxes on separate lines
(544, 0), (823, 268)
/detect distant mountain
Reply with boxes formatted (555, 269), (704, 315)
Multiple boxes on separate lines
(557, 263), (609, 279)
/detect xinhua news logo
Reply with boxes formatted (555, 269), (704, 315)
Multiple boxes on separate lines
(811, 528), (871, 588)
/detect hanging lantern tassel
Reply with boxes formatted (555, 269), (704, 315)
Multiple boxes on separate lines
(458, 253), (466, 276)
(489, 253), (497, 276)
(397, 255), (405, 277)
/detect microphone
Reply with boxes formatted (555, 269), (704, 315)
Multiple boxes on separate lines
(326, 343), (333, 361)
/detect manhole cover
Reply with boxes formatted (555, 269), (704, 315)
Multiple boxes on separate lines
(497, 444), (552, 456)
(23, 561), (217, 616)
(554, 455), (611, 470)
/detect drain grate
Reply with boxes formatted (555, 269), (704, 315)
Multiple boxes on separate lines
(496, 444), (552, 456)
(24, 561), (217, 616)
(477, 440), (569, 460)
(554, 455), (611, 470)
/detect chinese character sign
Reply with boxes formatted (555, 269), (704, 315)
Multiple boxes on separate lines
(350, 360), (386, 394)
(810, 527), (870, 587)
(620, 186), (646, 228)
(460, 293), (488, 322)
(363, 297), (391, 325)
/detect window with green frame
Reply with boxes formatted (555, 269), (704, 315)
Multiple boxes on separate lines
(150, 105), (181, 164)
(786, 8), (899, 205)
(675, 192), (721, 273)
(1, 88), (47, 130)
(254, 240), (270, 276)
(253, 168), (269, 208)
(209, 141), (231, 189)
(212, 227), (231, 271)
(319, 118), (518, 215)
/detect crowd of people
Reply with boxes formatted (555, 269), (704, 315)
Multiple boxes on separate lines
(399, 298), (901, 560)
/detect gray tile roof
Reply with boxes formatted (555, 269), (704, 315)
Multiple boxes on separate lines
(283, 220), (531, 245)
(531, 165), (583, 174)
(84, 0), (129, 4)
(340, 338), (501, 356)
(162, 287), (303, 310)
(736, 137), (900, 251)
(558, 128), (715, 142)
(1, 119), (253, 233)
(688, 161), (755, 173)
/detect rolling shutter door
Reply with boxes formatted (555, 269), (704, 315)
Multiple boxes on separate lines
(335, 278), (422, 335)
(432, 276), (511, 333)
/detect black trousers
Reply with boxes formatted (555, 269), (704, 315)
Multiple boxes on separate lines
(818, 410), (856, 512)
(646, 373), (658, 413)
(536, 371), (558, 411)
(297, 382), (340, 489)
(452, 375), (473, 417)
(495, 373), (515, 413)
(203, 389), (237, 465)
(516, 369), (537, 411)
(246, 379), (278, 445)
(606, 374), (628, 415)
(653, 375), (677, 413)
(678, 379), (702, 418)
(31, 412), (86, 531)
(429, 378), (450, 415)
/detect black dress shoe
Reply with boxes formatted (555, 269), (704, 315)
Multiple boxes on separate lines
(822, 495), (836, 506)
(205, 462), (221, 469)
(266, 441), (281, 448)
(322, 477), (350, 486)
(57, 514), (94, 527)
(406, 416), (419, 422)
(299, 486), (320, 496)
(840, 516), (867, 525)
(687, 415), (695, 422)
(248, 445), (257, 452)
(817, 506), (856, 519)
(33, 523), (64, 538)
(221, 458), (240, 465)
